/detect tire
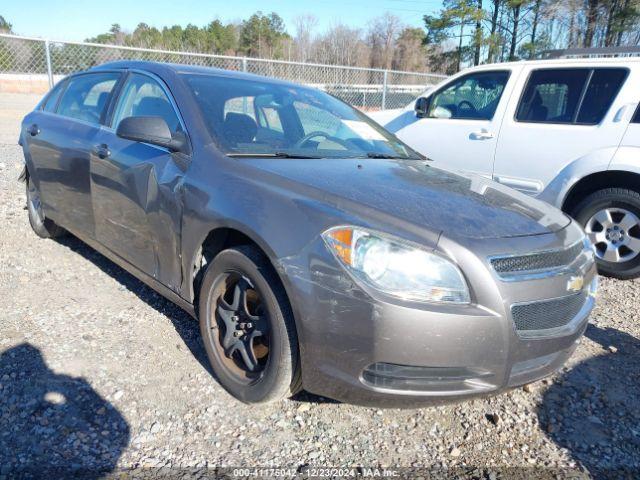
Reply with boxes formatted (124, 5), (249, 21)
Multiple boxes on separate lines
(198, 245), (302, 403)
(571, 188), (640, 279)
(26, 177), (65, 239)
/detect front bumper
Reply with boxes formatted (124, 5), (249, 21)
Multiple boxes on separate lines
(279, 224), (596, 407)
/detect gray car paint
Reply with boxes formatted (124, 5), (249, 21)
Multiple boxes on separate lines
(20, 61), (596, 406)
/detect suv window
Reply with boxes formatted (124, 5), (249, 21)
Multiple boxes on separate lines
(577, 69), (628, 123)
(112, 73), (181, 133)
(56, 73), (120, 124)
(427, 71), (510, 120)
(516, 68), (628, 125)
(632, 104), (640, 124)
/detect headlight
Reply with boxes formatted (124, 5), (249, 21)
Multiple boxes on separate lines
(322, 226), (470, 304)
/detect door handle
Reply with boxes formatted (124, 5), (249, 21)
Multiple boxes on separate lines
(93, 144), (111, 159)
(27, 124), (40, 136)
(470, 129), (495, 140)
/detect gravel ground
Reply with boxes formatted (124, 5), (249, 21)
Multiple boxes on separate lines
(1, 95), (640, 478)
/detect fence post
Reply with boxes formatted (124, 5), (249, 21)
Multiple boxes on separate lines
(44, 39), (54, 88)
(381, 70), (388, 110)
(242, 57), (248, 72)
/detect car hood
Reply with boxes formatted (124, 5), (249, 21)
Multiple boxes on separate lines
(242, 157), (570, 240)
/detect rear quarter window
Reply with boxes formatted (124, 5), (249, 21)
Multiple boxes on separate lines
(41, 81), (66, 112)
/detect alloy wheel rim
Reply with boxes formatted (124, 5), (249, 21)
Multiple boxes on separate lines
(208, 273), (270, 383)
(585, 207), (640, 263)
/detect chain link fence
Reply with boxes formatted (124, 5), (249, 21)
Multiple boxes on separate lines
(0, 33), (446, 110)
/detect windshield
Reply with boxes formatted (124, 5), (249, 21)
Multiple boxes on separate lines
(183, 73), (422, 159)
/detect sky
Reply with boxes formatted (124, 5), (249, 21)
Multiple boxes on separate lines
(1, 0), (443, 42)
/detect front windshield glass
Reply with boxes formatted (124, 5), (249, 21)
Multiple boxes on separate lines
(183, 73), (422, 159)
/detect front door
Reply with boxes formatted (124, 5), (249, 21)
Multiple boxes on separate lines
(90, 72), (187, 291)
(391, 68), (518, 177)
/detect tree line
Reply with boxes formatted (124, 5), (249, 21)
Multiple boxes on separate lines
(78, 12), (431, 73)
(426, 0), (640, 73)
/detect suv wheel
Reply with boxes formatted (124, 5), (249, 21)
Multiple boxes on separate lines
(26, 177), (66, 239)
(572, 188), (640, 279)
(198, 245), (302, 403)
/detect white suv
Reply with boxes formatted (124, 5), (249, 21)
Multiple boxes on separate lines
(371, 58), (640, 279)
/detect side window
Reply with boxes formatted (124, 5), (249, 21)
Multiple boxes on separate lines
(57, 73), (120, 124)
(516, 68), (627, 125)
(112, 73), (181, 133)
(577, 68), (628, 124)
(427, 71), (510, 120)
(517, 69), (590, 123)
(42, 81), (66, 112)
(633, 104), (640, 124)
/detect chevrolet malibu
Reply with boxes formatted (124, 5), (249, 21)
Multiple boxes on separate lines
(19, 61), (598, 405)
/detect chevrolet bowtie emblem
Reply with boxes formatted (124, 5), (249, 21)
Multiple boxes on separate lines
(567, 275), (585, 293)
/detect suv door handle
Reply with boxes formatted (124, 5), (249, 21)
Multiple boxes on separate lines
(93, 144), (111, 159)
(470, 129), (495, 140)
(27, 124), (40, 136)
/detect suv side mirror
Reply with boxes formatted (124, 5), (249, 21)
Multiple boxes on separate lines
(414, 97), (430, 118)
(116, 116), (187, 153)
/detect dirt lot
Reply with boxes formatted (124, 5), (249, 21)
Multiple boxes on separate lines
(1, 93), (639, 478)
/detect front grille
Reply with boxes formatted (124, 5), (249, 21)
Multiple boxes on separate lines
(511, 291), (588, 334)
(491, 242), (583, 277)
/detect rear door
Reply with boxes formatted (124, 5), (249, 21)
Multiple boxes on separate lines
(492, 66), (632, 196)
(391, 67), (518, 177)
(90, 72), (187, 291)
(23, 72), (121, 237)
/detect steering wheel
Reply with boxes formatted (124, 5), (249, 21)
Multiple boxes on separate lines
(293, 131), (352, 150)
(457, 100), (477, 115)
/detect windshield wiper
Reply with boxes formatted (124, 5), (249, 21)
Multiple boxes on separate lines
(227, 152), (325, 159)
(365, 152), (414, 159)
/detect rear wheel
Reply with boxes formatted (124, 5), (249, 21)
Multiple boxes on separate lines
(198, 245), (301, 403)
(26, 177), (65, 239)
(572, 188), (640, 279)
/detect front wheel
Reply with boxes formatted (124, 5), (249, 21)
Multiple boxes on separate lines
(198, 245), (301, 403)
(572, 188), (640, 279)
(26, 176), (65, 239)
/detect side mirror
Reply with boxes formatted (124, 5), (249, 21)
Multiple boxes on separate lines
(116, 116), (187, 153)
(414, 97), (430, 118)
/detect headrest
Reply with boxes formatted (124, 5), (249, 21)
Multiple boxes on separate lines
(223, 112), (258, 145)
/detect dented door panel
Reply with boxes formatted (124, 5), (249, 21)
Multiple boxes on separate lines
(90, 130), (185, 292)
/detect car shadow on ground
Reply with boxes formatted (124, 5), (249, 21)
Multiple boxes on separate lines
(537, 324), (640, 478)
(54, 235), (335, 405)
(0, 343), (130, 477)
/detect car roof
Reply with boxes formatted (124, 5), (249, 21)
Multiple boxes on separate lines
(468, 56), (640, 71)
(90, 60), (303, 88)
